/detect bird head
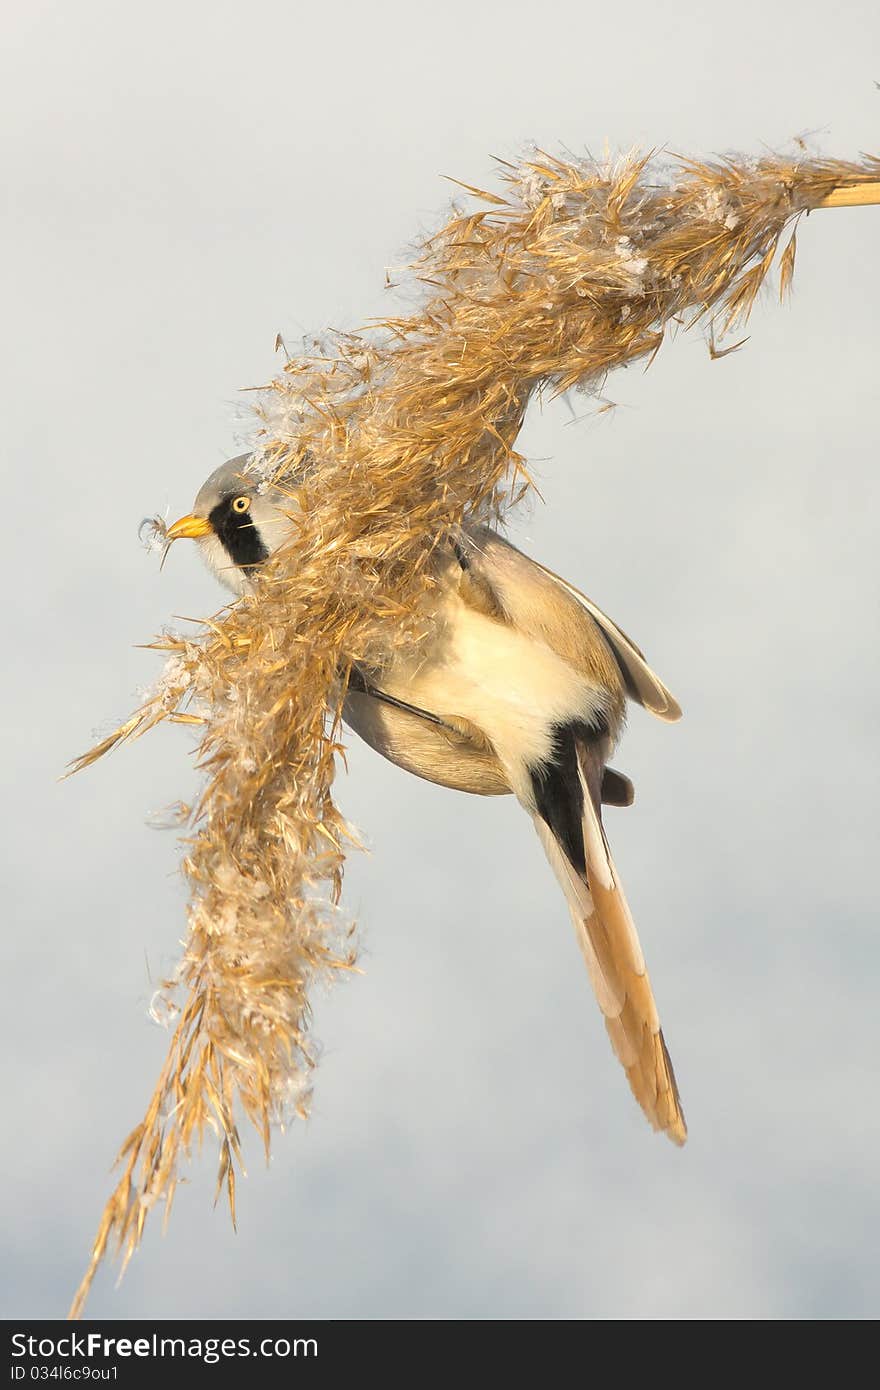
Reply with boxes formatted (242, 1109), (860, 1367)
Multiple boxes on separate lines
(165, 455), (295, 595)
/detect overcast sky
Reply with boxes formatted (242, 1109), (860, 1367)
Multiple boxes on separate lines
(3, 0), (879, 1320)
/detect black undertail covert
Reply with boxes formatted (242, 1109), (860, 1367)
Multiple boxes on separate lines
(529, 718), (608, 877)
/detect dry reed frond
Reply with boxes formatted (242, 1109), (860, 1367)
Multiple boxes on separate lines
(68, 147), (880, 1318)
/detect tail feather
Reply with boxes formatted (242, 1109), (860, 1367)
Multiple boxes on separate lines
(532, 736), (686, 1145)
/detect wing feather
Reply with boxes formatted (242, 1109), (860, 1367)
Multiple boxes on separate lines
(460, 526), (682, 722)
(342, 689), (511, 796)
(543, 571), (682, 722)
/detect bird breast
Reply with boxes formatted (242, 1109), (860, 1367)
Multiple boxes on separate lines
(378, 587), (617, 798)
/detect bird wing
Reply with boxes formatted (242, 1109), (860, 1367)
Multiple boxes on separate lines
(532, 731), (686, 1144)
(459, 526), (682, 722)
(342, 686), (511, 796)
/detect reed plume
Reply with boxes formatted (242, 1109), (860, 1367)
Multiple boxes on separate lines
(68, 147), (880, 1318)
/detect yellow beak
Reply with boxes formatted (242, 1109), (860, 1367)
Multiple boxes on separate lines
(165, 514), (213, 541)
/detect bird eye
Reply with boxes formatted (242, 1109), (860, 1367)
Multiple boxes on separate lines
(232, 495), (251, 514)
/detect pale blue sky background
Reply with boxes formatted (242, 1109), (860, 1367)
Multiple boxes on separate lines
(3, 0), (878, 1319)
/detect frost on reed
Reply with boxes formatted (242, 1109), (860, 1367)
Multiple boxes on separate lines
(68, 148), (880, 1316)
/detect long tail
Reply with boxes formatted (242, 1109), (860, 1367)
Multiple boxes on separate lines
(531, 732), (686, 1144)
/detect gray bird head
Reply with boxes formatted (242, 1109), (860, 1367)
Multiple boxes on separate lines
(165, 455), (296, 595)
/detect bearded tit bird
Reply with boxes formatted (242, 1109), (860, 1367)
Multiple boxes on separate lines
(167, 456), (687, 1144)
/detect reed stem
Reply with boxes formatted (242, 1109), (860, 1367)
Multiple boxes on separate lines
(820, 181), (880, 208)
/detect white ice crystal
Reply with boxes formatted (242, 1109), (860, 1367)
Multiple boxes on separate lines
(615, 236), (649, 282)
(138, 515), (168, 554)
(699, 187), (741, 231)
(519, 168), (549, 210)
(152, 653), (193, 710)
(148, 989), (180, 1028)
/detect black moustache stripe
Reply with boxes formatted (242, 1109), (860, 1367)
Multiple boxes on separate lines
(208, 499), (270, 571)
